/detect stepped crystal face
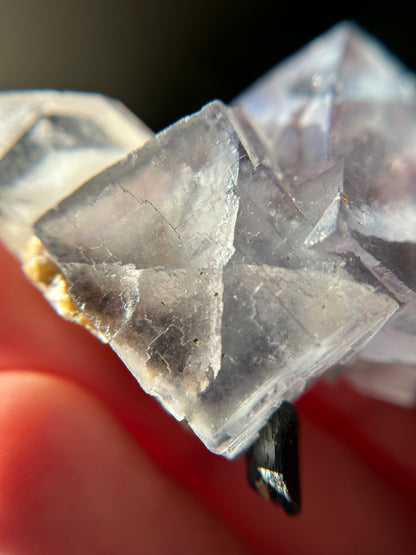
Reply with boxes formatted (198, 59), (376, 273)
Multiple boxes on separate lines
(1, 23), (415, 456)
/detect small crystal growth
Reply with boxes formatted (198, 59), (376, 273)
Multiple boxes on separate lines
(247, 401), (300, 514)
(1, 22), (415, 457)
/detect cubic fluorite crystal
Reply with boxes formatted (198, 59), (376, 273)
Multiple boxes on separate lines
(0, 90), (152, 328)
(0, 91), (152, 254)
(235, 22), (416, 376)
(0, 22), (415, 457)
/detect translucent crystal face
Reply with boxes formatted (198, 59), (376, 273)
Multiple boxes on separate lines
(0, 91), (152, 253)
(1, 23), (415, 456)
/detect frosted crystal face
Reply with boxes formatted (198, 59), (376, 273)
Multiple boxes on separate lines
(1, 23), (415, 456)
(0, 91), (152, 254)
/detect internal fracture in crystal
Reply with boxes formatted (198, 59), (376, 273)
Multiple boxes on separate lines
(0, 22), (415, 458)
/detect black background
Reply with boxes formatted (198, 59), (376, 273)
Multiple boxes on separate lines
(0, 1), (413, 132)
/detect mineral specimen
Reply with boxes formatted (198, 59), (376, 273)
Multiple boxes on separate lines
(0, 22), (415, 458)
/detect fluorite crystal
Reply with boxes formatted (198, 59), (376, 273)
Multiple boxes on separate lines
(0, 90), (152, 254)
(236, 22), (416, 376)
(1, 22), (415, 457)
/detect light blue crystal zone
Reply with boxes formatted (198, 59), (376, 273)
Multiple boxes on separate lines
(35, 100), (398, 456)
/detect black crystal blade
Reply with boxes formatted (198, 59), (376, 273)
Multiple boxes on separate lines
(247, 401), (301, 514)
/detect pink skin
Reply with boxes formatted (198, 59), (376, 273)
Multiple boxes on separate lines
(0, 242), (415, 554)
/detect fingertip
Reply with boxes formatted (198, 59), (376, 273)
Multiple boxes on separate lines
(0, 371), (249, 555)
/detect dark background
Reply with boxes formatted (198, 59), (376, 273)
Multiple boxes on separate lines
(0, 1), (413, 131)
